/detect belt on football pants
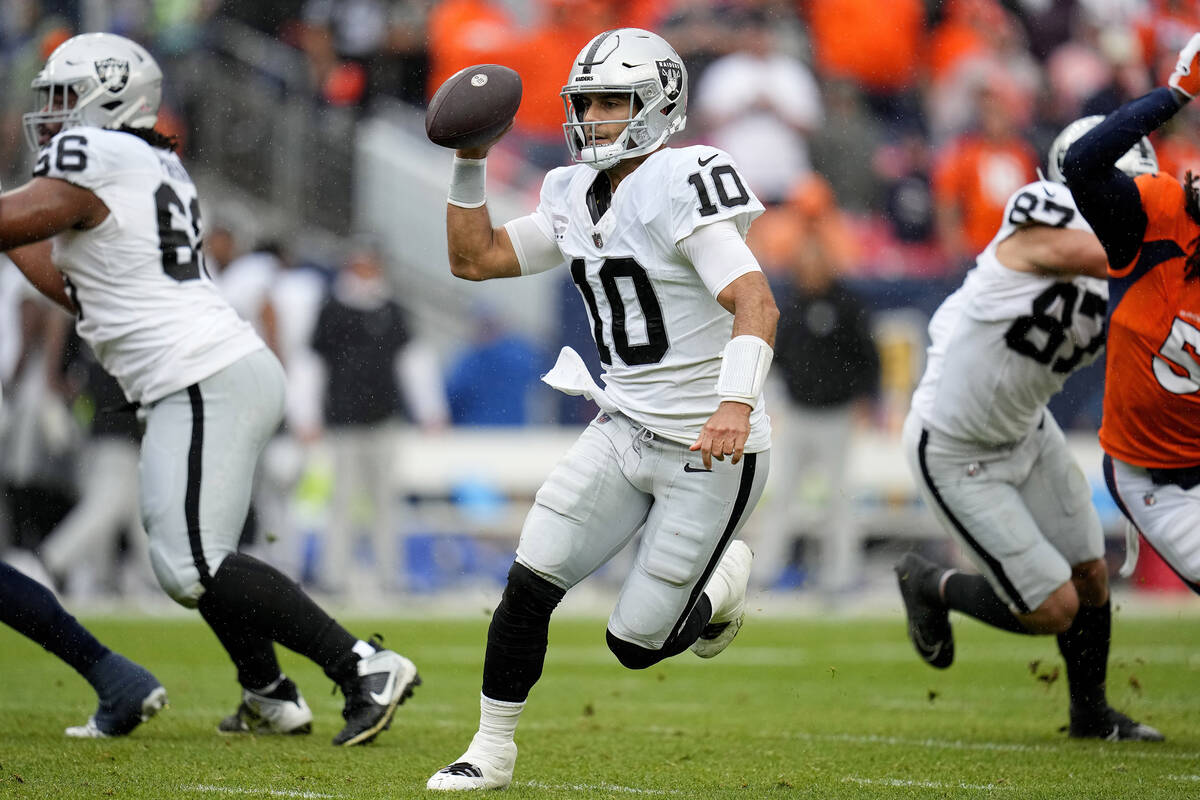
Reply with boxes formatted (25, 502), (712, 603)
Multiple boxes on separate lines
(1146, 463), (1200, 491)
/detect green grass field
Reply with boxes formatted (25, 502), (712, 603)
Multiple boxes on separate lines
(1, 607), (1197, 799)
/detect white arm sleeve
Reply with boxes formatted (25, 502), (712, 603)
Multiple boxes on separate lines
(504, 215), (565, 276)
(676, 218), (762, 297)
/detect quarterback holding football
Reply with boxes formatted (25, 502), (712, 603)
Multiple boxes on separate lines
(426, 28), (778, 790)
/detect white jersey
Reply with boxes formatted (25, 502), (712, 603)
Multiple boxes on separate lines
(912, 181), (1107, 444)
(527, 146), (769, 450)
(37, 127), (262, 404)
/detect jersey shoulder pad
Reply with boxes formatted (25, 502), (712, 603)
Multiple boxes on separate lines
(1002, 180), (1090, 232)
(538, 164), (590, 214)
(658, 145), (764, 242)
(33, 127), (155, 191)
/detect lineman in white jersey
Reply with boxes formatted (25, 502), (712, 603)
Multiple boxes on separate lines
(428, 29), (778, 790)
(1, 32), (419, 747)
(895, 117), (1162, 742)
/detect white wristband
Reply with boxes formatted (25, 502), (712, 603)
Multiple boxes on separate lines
(448, 156), (487, 208)
(716, 335), (773, 409)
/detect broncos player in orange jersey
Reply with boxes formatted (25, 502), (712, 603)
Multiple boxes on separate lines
(1063, 35), (1200, 595)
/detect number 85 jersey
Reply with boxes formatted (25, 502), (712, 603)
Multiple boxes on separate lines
(36, 127), (262, 405)
(911, 180), (1107, 444)
(526, 145), (767, 450)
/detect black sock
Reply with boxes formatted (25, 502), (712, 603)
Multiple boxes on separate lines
(943, 572), (1030, 634)
(0, 561), (109, 676)
(1057, 600), (1110, 716)
(481, 562), (565, 702)
(202, 553), (359, 684)
(198, 586), (282, 690)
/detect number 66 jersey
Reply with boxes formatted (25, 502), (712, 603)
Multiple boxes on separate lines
(911, 180), (1106, 444)
(36, 127), (262, 405)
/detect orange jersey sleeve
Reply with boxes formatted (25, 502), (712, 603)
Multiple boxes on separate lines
(1100, 172), (1200, 468)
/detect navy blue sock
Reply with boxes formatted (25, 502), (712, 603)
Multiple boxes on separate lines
(0, 561), (109, 677)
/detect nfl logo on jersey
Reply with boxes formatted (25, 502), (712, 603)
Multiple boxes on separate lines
(593, 232), (603, 247)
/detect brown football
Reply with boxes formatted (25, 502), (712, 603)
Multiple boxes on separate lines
(425, 64), (522, 149)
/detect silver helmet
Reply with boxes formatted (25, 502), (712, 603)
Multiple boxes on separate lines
(1046, 114), (1158, 183)
(23, 32), (162, 151)
(561, 28), (687, 170)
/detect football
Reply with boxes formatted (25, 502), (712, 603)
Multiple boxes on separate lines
(425, 64), (522, 150)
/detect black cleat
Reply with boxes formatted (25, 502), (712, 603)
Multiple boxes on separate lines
(1069, 706), (1164, 742)
(895, 552), (954, 669)
(332, 642), (420, 746)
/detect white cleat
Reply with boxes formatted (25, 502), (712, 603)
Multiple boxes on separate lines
(427, 736), (517, 791)
(218, 677), (313, 735)
(65, 686), (168, 738)
(691, 540), (753, 658)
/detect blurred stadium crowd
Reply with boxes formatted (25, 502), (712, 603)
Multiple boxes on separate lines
(3, 0), (1199, 602)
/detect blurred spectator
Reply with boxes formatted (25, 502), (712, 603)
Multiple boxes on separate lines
(310, 238), (447, 595)
(446, 306), (551, 426)
(1, 18), (73, 187)
(649, 0), (731, 83)
(0, 290), (78, 553)
(299, 0), (430, 108)
(1078, 26), (1153, 117)
(1154, 102), (1200, 181)
(932, 76), (1038, 271)
(876, 130), (937, 247)
(925, 0), (1040, 144)
(804, 0), (926, 134)
(808, 78), (884, 215)
(35, 319), (153, 600)
(215, 240), (284, 352)
(692, 5), (823, 204)
(752, 174), (879, 593)
(203, 224), (241, 277)
(505, 0), (627, 170)
(425, 0), (516, 101)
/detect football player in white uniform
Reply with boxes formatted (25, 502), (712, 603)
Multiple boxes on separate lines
(895, 117), (1163, 741)
(0, 32), (419, 746)
(427, 29), (777, 790)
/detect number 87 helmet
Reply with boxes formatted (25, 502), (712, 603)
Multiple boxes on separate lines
(1046, 114), (1158, 183)
(23, 32), (162, 151)
(561, 28), (687, 171)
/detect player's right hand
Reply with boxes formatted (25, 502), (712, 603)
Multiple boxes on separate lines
(1168, 33), (1200, 100)
(456, 120), (515, 160)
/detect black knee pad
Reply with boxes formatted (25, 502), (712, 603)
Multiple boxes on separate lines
(606, 629), (663, 670)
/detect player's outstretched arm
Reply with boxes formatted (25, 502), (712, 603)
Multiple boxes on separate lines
(444, 129), (521, 282)
(995, 226), (1109, 279)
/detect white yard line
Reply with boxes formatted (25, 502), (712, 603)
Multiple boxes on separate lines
(784, 731), (1200, 762)
(844, 776), (1008, 791)
(184, 785), (338, 799)
(519, 780), (681, 794)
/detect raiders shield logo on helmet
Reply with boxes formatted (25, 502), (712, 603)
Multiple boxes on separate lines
(94, 57), (130, 93)
(656, 60), (682, 102)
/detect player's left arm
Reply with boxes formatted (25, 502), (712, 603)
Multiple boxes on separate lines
(1, 177), (108, 311)
(995, 225), (1109, 279)
(679, 219), (779, 467)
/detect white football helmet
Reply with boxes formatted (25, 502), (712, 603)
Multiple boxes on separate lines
(1046, 114), (1158, 183)
(561, 28), (687, 170)
(23, 32), (162, 151)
